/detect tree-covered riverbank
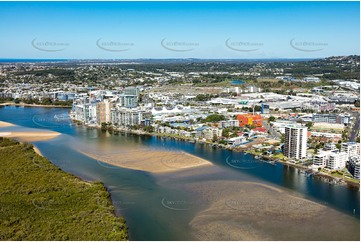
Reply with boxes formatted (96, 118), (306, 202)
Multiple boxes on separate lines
(0, 138), (128, 240)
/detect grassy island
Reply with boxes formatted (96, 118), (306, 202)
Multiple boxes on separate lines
(0, 138), (128, 240)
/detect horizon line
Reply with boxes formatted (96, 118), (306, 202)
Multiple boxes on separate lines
(1, 56), (359, 61)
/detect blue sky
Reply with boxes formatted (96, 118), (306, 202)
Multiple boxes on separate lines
(0, 1), (359, 59)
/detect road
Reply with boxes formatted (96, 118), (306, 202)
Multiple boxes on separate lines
(262, 119), (281, 140)
(349, 112), (360, 142)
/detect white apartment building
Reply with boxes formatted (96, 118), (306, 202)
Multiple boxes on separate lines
(72, 102), (97, 125)
(219, 120), (240, 128)
(341, 142), (360, 159)
(283, 124), (307, 159)
(110, 107), (151, 127)
(313, 152), (328, 167)
(227, 136), (247, 146)
(203, 127), (223, 140)
(327, 152), (348, 170)
(313, 150), (348, 170)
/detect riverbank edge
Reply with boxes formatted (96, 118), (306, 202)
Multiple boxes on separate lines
(81, 122), (360, 189)
(0, 102), (72, 108)
(252, 153), (360, 189)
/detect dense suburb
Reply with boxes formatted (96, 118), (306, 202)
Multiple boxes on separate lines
(0, 138), (128, 240)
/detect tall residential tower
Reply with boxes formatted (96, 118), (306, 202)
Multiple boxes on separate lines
(283, 124), (308, 159)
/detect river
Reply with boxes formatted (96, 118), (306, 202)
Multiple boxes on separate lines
(0, 106), (359, 240)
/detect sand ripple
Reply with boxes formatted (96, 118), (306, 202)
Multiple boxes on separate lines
(187, 181), (360, 241)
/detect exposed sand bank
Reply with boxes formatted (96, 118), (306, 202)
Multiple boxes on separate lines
(78, 148), (213, 173)
(186, 181), (360, 241)
(0, 131), (61, 142)
(0, 121), (15, 127)
(33, 145), (43, 156)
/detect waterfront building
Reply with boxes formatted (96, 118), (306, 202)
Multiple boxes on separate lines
(195, 126), (210, 139)
(283, 124), (307, 159)
(341, 142), (360, 159)
(96, 99), (112, 125)
(203, 127), (223, 140)
(194, 126), (222, 140)
(327, 152), (348, 170)
(110, 107), (151, 127)
(227, 136), (247, 146)
(347, 157), (360, 180)
(313, 152), (328, 167)
(313, 149), (350, 170)
(72, 97), (97, 125)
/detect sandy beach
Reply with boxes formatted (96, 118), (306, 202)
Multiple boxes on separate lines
(0, 121), (15, 127)
(78, 148), (213, 173)
(0, 131), (61, 142)
(185, 181), (360, 241)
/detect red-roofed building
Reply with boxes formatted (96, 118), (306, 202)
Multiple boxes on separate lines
(253, 127), (267, 133)
(237, 114), (263, 127)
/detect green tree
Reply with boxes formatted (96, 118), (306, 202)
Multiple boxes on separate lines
(218, 139), (228, 145)
(144, 126), (154, 133)
(222, 128), (230, 138)
(203, 114), (226, 123)
(212, 134), (218, 142)
(101, 122), (107, 131)
(268, 116), (276, 123)
(280, 134), (285, 143)
(305, 122), (314, 129)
